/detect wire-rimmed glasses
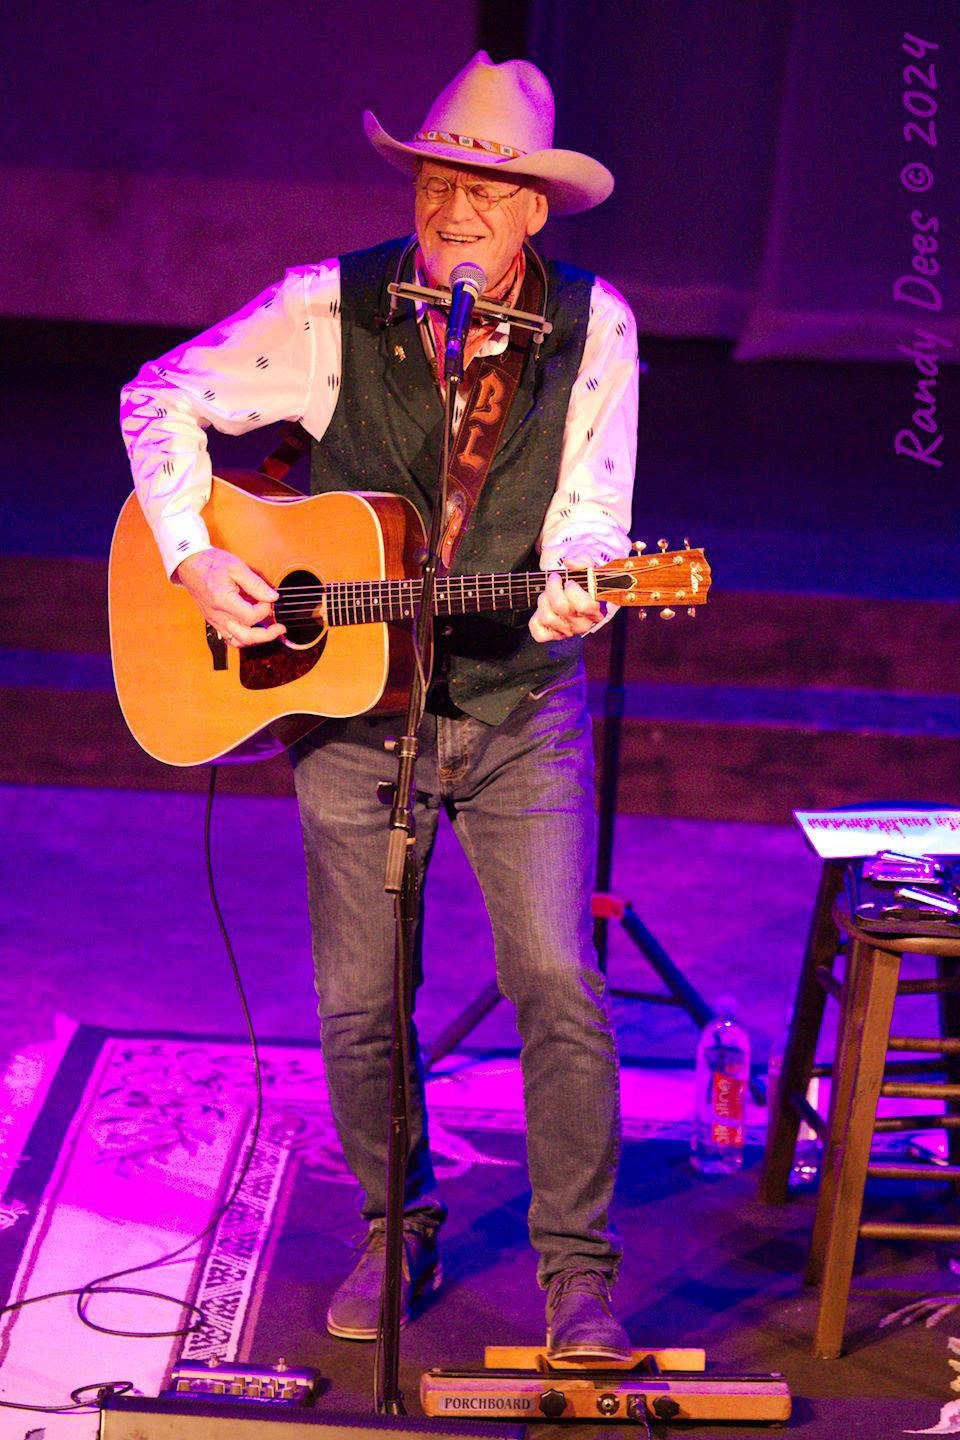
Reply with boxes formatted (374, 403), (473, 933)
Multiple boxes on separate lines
(414, 175), (522, 212)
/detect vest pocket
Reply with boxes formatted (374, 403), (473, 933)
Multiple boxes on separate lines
(526, 662), (582, 701)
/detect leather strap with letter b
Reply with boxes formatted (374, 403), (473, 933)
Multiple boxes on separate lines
(439, 260), (544, 572)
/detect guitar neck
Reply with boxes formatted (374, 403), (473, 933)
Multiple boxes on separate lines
(323, 570), (583, 626)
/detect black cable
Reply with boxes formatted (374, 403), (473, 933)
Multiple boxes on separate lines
(0, 765), (264, 1410)
(73, 764), (264, 1336)
(72, 1381), (134, 1405)
(0, 1378), (135, 1417)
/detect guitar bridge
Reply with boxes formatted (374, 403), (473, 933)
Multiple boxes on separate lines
(205, 623), (228, 670)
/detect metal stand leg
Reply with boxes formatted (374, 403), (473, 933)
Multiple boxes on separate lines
(426, 606), (726, 1083)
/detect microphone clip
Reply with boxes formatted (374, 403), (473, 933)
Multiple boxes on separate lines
(386, 280), (553, 341)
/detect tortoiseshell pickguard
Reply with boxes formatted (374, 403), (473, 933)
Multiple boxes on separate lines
(239, 634), (326, 690)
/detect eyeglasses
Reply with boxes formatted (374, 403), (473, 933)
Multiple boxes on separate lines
(415, 175), (522, 212)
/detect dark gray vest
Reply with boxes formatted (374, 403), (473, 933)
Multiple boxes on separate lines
(311, 237), (593, 724)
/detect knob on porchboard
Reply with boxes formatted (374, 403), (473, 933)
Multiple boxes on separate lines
(538, 1387), (568, 1419)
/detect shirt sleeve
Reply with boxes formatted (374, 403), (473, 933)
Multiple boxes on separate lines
(119, 262), (340, 577)
(537, 276), (638, 573)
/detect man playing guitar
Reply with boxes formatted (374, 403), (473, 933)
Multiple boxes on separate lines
(120, 51), (639, 1360)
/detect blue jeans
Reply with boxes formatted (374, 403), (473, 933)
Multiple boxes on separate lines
(291, 663), (622, 1286)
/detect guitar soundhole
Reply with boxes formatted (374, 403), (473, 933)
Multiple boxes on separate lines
(239, 567), (326, 692)
(276, 568), (325, 650)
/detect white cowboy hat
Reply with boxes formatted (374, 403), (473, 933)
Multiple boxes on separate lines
(363, 50), (614, 215)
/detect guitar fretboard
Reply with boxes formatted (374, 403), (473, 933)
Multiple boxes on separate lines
(319, 570), (588, 627)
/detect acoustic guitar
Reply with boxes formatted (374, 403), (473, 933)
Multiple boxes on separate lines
(109, 471), (711, 767)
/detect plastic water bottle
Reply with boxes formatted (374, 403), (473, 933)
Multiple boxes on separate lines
(766, 1013), (821, 1187)
(691, 996), (751, 1174)
(790, 1098), (822, 1185)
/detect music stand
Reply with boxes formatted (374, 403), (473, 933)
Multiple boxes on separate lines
(424, 601), (717, 1068)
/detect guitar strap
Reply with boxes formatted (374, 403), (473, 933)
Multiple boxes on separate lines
(256, 420), (312, 483)
(437, 256), (544, 572)
(256, 250), (547, 572)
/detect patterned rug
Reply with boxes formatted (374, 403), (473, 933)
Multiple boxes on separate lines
(2, 1026), (960, 1439)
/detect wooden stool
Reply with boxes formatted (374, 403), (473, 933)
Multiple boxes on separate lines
(758, 859), (960, 1358)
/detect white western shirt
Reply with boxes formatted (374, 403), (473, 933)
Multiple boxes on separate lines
(120, 259), (639, 584)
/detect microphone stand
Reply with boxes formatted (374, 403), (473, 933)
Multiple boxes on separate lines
(376, 323), (462, 1417)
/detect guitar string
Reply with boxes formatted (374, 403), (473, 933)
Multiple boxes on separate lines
(270, 569), (587, 594)
(271, 606), (679, 624)
(293, 566), (689, 583)
(269, 568), (695, 607)
(274, 571), (574, 622)
(271, 598), (680, 625)
(271, 573), (635, 606)
(272, 578), (686, 621)
(271, 575), (673, 597)
(268, 565), (699, 624)
(264, 560), (694, 596)
(273, 583), (613, 614)
(271, 574), (686, 607)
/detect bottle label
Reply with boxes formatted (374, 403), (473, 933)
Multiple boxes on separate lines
(711, 1073), (744, 1145)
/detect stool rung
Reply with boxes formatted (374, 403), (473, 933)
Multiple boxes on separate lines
(888, 1036), (960, 1054)
(882, 1081), (960, 1099)
(886, 1058), (949, 1074)
(874, 1114), (960, 1132)
(860, 1221), (960, 1241)
(897, 978), (960, 995)
(609, 989), (680, 1006)
(882, 1059), (951, 1076)
(786, 1091), (827, 1138)
(814, 967), (842, 1001)
(866, 1161), (960, 1181)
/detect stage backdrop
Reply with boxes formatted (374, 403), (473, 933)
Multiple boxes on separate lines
(0, 1), (476, 328)
(530, 0), (959, 358)
(2, 0), (957, 357)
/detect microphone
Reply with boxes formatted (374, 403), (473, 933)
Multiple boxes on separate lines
(443, 262), (487, 383)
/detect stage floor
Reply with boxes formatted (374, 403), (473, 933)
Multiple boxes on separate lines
(3, 780), (952, 1075)
(1, 781), (828, 1075)
(3, 1021), (960, 1439)
(3, 328), (959, 1433)
(3, 784), (960, 1435)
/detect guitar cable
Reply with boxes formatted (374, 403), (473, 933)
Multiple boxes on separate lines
(0, 765), (265, 1416)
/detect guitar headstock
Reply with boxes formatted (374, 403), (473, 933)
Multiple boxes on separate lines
(594, 540), (711, 618)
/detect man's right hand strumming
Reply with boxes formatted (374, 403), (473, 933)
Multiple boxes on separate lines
(174, 548), (286, 648)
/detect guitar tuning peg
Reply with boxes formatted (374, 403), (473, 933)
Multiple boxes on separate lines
(639, 608), (648, 619)
(657, 538), (668, 552)
(683, 536), (691, 548)
(686, 607), (697, 618)
(659, 607), (676, 620)
(632, 540), (647, 553)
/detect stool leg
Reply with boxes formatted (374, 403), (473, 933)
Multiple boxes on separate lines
(812, 944), (900, 1360)
(759, 859), (845, 1204)
(937, 955), (960, 1169)
(806, 933), (868, 1287)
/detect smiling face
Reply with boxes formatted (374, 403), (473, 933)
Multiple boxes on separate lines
(414, 159), (548, 292)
